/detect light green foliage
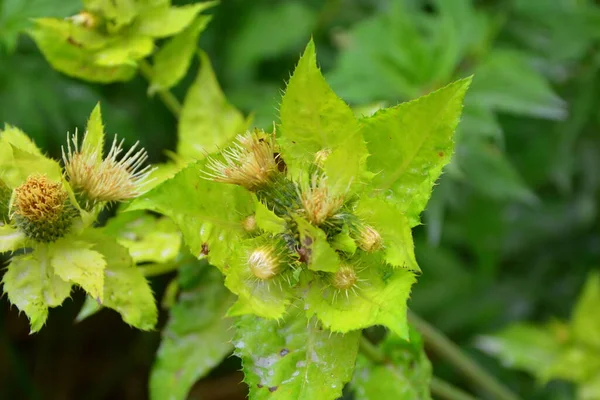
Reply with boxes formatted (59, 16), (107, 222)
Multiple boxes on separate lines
(3, 249), (72, 333)
(135, 2), (215, 38)
(254, 199), (286, 234)
(50, 238), (106, 301)
(128, 162), (253, 268)
(480, 273), (600, 396)
(294, 216), (340, 272)
(352, 328), (432, 400)
(83, 103), (105, 161)
(235, 309), (360, 400)
(150, 263), (235, 400)
(363, 78), (471, 226)
(149, 16), (212, 94)
(178, 52), (246, 160)
(305, 256), (416, 338)
(103, 211), (182, 264)
(0, 225), (26, 252)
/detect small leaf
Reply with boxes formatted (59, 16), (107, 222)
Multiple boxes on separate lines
(135, 2), (216, 39)
(235, 308), (360, 400)
(305, 255), (416, 338)
(149, 16), (212, 93)
(294, 216), (340, 272)
(82, 103), (105, 162)
(50, 239), (106, 301)
(571, 272), (600, 349)
(363, 77), (472, 226)
(254, 199), (286, 234)
(3, 251), (72, 333)
(0, 225), (26, 253)
(93, 34), (154, 67)
(75, 296), (102, 322)
(150, 263), (235, 400)
(279, 40), (366, 178)
(178, 52), (246, 161)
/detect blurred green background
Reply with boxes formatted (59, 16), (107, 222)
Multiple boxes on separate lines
(1, 0), (600, 399)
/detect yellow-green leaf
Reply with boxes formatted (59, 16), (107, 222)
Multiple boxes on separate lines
(135, 2), (216, 39)
(0, 225), (26, 253)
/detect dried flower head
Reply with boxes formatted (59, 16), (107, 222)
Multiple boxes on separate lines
(204, 131), (279, 191)
(12, 175), (77, 242)
(356, 224), (383, 252)
(248, 245), (286, 280)
(63, 131), (152, 207)
(300, 174), (345, 226)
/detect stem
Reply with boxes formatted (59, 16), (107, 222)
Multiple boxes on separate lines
(358, 337), (475, 400)
(408, 311), (520, 400)
(138, 60), (182, 117)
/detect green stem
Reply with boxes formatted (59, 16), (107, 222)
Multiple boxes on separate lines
(408, 311), (520, 400)
(138, 59), (182, 117)
(359, 337), (476, 400)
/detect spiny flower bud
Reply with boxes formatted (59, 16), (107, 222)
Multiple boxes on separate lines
(314, 148), (331, 168)
(241, 215), (257, 233)
(355, 224), (383, 252)
(204, 131), (279, 191)
(0, 179), (10, 223)
(248, 245), (286, 280)
(300, 174), (344, 226)
(332, 265), (358, 291)
(12, 175), (78, 242)
(63, 131), (152, 208)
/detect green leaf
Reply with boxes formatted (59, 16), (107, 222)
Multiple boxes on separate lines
(279, 40), (366, 180)
(30, 26), (136, 83)
(293, 216), (340, 272)
(93, 34), (154, 66)
(128, 162), (252, 269)
(305, 256), (416, 338)
(1, 124), (43, 155)
(84, 0), (140, 31)
(149, 15), (211, 94)
(135, 2), (216, 39)
(150, 263), (234, 400)
(3, 250), (72, 333)
(82, 230), (157, 330)
(254, 199), (286, 234)
(0, 225), (26, 253)
(475, 323), (563, 380)
(352, 328), (432, 400)
(571, 273), (600, 349)
(355, 196), (419, 272)
(363, 77), (471, 226)
(178, 52), (246, 161)
(82, 103), (105, 162)
(75, 295), (102, 322)
(235, 309), (360, 400)
(50, 238), (106, 301)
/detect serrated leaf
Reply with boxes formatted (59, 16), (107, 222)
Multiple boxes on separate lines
(83, 103), (104, 162)
(355, 196), (419, 272)
(135, 2), (216, 39)
(93, 34), (154, 67)
(50, 239), (106, 301)
(0, 225), (26, 253)
(1, 124), (43, 155)
(80, 230), (157, 330)
(30, 26), (136, 83)
(3, 250), (72, 333)
(294, 216), (340, 272)
(363, 77), (471, 226)
(178, 52), (246, 161)
(149, 15), (211, 93)
(128, 162), (252, 268)
(235, 309), (360, 400)
(571, 273), (600, 349)
(305, 256), (416, 338)
(150, 264), (234, 400)
(279, 40), (366, 179)
(352, 328), (432, 400)
(254, 199), (286, 234)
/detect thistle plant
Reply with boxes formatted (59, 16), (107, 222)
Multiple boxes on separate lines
(129, 40), (472, 398)
(0, 106), (157, 332)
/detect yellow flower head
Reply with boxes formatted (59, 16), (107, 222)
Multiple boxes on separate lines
(63, 131), (152, 207)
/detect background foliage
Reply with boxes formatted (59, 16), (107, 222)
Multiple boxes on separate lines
(1, 0), (600, 399)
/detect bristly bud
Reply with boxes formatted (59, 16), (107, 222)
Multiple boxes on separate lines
(63, 131), (153, 208)
(314, 148), (331, 168)
(241, 215), (257, 233)
(332, 264), (358, 291)
(300, 174), (344, 226)
(204, 130), (279, 191)
(0, 179), (10, 223)
(12, 175), (78, 242)
(247, 244), (287, 280)
(354, 224), (383, 252)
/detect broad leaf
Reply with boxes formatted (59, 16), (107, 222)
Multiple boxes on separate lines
(50, 239), (106, 301)
(0, 225), (26, 253)
(235, 309), (360, 400)
(135, 2), (216, 39)
(93, 34), (154, 66)
(178, 52), (246, 160)
(3, 251), (72, 333)
(150, 262), (234, 400)
(294, 216), (340, 272)
(149, 16), (212, 93)
(254, 199), (286, 234)
(363, 77), (471, 225)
